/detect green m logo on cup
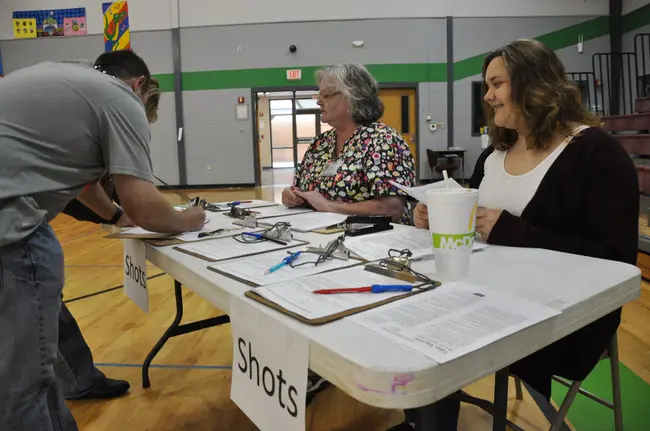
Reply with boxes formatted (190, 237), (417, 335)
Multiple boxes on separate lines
(432, 233), (474, 249)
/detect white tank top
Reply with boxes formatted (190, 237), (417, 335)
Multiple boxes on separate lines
(478, 125), (590, 216)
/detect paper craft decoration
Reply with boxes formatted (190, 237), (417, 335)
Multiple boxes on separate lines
(13, 19), (37, 39)
(103, 1), (131, 52)
(64, 16), (87, 36)
(12, 9), (86, 39)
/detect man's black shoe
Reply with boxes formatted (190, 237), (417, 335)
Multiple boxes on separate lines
(65, 378), (130, 400)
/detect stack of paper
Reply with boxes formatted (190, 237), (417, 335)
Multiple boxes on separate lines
(251, 266), (420, 320)
(175, 235), (309, 262)
(344, 227), (489, 261)
(389, 179), (463, 203)
(258, 212), (348, 232)
(348, 281), (560, 363)
(208, 248), (359, 286)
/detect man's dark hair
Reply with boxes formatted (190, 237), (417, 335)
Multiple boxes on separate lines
(94, 49), (151, 92)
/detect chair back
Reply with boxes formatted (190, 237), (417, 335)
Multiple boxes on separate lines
(426, 149), (438, 170)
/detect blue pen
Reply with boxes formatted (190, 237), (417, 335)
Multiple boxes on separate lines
(313, 284), (414, 294)
(243, 232), (288, 245)
(265, 251), (302, 274)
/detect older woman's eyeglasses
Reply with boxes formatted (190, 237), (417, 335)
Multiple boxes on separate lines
(314, 91), (340, 101)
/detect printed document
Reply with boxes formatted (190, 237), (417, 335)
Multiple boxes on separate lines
(254, 205), (315, 219)
(252, 266), (422, 320)
(209, 248), (359, 286)
(258, 212), (348, 232)
(389, 178), (463, 203)
(348, 281), (560, 363)
(344, 227), (488, 261)
(176, 236), (308, 262)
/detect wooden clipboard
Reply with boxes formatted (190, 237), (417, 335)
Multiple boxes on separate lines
(244, 280), (438, 326)
(172, 237), (310, 263)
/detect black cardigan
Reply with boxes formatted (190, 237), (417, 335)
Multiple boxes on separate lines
(469, 127), (639, 399)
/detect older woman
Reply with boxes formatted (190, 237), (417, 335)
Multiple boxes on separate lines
(402, 39), (638, 430)
(282, 63), (416, 223)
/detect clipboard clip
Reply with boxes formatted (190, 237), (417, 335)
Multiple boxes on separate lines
(189, 196), (221, 212)
(304, 235), (350, 263)
(232, 214), (258, 228)
(344, 215), (393, 237)
(262, 222), (293, 242)
(363, 248), (433, 285)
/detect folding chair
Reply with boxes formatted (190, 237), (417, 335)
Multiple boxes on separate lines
(513, 334), (623, 431)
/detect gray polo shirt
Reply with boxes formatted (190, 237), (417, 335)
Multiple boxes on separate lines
(0, 60), (154, 247)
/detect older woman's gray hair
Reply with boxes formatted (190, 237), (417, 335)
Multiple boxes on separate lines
(316, 63), (384, 125)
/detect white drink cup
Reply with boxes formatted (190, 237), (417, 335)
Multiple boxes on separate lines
(425, 188), (479, 281)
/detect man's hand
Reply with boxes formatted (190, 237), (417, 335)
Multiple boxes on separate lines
(414, 202), (429, 229)
(282, 187), (306, 208)
(116, 212), (135, 227)
(182, 206), (207, 231)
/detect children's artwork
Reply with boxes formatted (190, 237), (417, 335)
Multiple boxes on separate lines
(102, 1), (130, 52)
(13, 18), (37, 39)
(64, 16), (87, 36)
(12, 8), (86, 39)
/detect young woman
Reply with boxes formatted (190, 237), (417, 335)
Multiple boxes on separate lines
(404, 39), (639, 430)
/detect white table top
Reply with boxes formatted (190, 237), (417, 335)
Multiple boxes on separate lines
(142, 224), (641, 409)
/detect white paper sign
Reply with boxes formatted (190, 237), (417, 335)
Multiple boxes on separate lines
(230, 298), (308, 431)
(123, 239), (149, 312)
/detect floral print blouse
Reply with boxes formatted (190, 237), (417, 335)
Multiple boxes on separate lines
(293, 122), (416, 224)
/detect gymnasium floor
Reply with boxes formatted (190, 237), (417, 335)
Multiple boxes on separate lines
(54, 187), (650, 431)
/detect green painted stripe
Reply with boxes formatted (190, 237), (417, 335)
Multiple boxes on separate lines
(152, 73), (174, 92)
(551, 360), (650, 431)
(156, 6), (650, 93)
(454, 15), (609, 80)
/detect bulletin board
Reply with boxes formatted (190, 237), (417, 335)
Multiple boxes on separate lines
(13, 8), (87, 39)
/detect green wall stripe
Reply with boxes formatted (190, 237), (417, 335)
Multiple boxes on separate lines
(156, 6), (650, 93)
(152, 73), (175, 92)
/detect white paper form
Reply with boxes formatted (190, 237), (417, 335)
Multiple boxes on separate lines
(348, 281), (560, 363)
(175, 235), (309, 262)
(115, 226), (177, 238)
(252, 266), (421, 320)
(258, 212), (348, 232)
(389, 178), (463, 203)
(254, 205), (315, 219)
(176, 212), (244, 242)
(209, 248), (360, 286)
(344, 227), (489, 261)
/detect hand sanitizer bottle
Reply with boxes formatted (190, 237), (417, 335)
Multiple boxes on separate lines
(480, 126), (490, 149)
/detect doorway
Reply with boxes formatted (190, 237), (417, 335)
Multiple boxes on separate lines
(254, 85), (418, 188)
(256, 89), (332, 187)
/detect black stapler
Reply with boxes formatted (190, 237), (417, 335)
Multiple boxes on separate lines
(344, 215), (393, 237)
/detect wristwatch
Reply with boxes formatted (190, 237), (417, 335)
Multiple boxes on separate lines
(109, 207), (124, 225)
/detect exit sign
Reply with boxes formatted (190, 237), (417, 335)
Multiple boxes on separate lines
(286, 69), (302, 80)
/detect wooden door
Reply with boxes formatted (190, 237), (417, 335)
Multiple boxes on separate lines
(379, 88), (417, 163)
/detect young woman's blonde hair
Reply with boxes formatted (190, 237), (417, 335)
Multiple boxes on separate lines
(145, 77), (160, 123)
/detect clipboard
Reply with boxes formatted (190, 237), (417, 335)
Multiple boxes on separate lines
(244, 278), (438, 326)
(173, 236), (310, 263)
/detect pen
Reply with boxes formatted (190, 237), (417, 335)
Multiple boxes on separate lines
(265, 251), (302, 274)
(198, 228), (224, 238)
(227, 200), (253, 206)
(312, 284), (414, 294)
(243, 232), (288, 245)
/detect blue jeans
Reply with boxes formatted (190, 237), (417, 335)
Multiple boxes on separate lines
(0, 223), (78, 431)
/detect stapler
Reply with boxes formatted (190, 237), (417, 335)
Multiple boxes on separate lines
(344, 215), (393, 237)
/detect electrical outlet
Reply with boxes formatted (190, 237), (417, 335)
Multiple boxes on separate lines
(206, 165), (212, 171)
(237, 45), (243, 52)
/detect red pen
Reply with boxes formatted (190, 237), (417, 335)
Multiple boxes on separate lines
(313, 285), (413, 294)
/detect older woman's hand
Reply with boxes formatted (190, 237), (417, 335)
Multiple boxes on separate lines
(282, 187), (306, 208)
(293, 190), (332, 212)
(414, 202), (429, 229)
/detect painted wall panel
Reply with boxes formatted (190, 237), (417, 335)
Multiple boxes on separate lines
(183, 89), (256, 185)
(179, 19), (446, 72)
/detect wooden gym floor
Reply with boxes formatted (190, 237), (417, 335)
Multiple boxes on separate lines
(51, 187), (649, 431)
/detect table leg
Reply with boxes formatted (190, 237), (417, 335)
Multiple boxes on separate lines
(142, 279), (231, 388)
(492, 368), (509, 431)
